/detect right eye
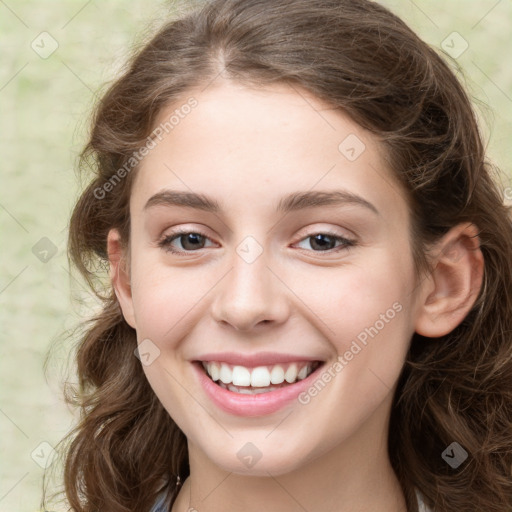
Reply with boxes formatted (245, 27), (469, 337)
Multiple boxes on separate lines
(157, 229), (216, 254)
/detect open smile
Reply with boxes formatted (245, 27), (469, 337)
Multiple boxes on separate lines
(192, 355), (326, 416)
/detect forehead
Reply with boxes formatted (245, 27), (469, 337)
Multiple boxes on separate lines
(130, 80), (407, 220)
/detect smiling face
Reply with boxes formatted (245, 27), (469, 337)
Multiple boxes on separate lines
(109, 79), (423, 477)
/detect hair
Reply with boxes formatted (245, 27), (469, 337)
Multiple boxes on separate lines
(42, 0), (512, 511)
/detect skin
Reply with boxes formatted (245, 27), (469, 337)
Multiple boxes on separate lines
(107, 80), (483, 512)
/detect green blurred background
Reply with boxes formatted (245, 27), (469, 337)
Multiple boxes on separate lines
(0, 1), (510, 511)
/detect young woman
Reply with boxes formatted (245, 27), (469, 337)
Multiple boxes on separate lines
(43, 0), (512, 511)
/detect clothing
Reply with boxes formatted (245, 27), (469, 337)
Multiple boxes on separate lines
(150, 490), (168, 512)
(149, 487), (433, 511)
(416, 489), (433, 512)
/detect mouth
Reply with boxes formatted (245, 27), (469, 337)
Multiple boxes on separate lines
(191, 352), (327, 416)
(199, 360), (323, 395)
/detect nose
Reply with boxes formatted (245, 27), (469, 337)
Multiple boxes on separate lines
(210, 248), (290, 332)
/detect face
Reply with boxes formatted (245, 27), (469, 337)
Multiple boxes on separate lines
(111, 80), (422, 476)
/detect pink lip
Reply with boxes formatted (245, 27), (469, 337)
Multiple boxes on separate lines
(195, 351), (322, 367)
(192, 360), (324, 417)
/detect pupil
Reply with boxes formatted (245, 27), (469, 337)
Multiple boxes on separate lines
(182, 233), (204, 250)
(311, 234), (335, 251)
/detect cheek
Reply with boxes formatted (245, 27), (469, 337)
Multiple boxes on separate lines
(332, 252), (414, 396)
(294, 248), (415, 394)
(300, 248), (413, 340)
(130, 259), (213, 343)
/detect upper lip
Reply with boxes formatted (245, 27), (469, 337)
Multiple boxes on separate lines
(194, 352), (324, 367)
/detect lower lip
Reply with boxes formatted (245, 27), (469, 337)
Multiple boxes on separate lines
(192, 362), (324, 417)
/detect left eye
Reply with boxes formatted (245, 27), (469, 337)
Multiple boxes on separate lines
(294, 233), (355, 252)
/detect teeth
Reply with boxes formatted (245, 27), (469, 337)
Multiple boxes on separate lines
(232, 386), (254, 394)
(203, 361), (316, 388)
(284, 363), (298, 383)
(270, 365), (285, 384)
(297, 365), (309, 380)
(251, 366), (271, 387)
(219, 363), (232, 384)
(232, 365), (251, 386)
(209, 362), (220, 381)
(224, 382), (279, 394)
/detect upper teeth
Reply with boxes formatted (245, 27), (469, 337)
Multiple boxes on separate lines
(202, 362), (315, 387)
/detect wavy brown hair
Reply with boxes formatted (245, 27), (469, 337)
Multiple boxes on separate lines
(42, 0), (512, 511)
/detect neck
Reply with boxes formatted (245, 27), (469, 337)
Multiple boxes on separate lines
(172, 397), (407, 512)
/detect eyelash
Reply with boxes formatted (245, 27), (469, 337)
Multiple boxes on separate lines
(157, 228), (357, 255)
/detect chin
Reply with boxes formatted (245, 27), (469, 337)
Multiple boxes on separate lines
(203, 443), (314, 478)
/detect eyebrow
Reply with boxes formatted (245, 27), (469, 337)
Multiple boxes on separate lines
(143, 189), (379, 215)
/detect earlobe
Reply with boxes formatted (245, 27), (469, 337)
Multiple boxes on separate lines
(107, 228), (137, 329)
(415, 223), (484, 338)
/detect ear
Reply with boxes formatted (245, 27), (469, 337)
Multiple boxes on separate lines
(107, 228), (137, 329)
(415, 222), (484, 337)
